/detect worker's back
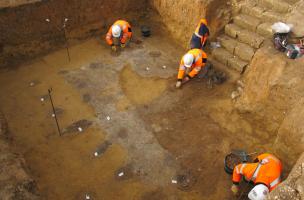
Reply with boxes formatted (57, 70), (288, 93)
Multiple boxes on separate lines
(233, 153), (282, 191)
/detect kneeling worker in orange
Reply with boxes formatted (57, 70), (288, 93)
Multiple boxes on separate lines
(106, 20), (132, 51)
(231, 153), (282, 200)
(176, 48), (208, 88)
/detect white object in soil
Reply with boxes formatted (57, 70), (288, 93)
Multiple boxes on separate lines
(40, 97), (45, 102)
(146, 67), (150, 71)
(78, 127), (83, 132)
(210, 42), (221, 49)
(29, 82), (35, 87)
(51, 113), (55, 118)
(94, 152), (98, 157)
(162, 65), (167, 69)
(45, 18), (50, 22)
(85, 194), (90, 200)
(171, 179), (177, 184)
(118, 172), (124, 177)
(106, 116), (111, 121)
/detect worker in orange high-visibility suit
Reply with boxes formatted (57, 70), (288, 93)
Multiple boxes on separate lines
(231, 153), (282, 200)
(106, 20), (132, 51)
(190, 18), (209, 50)
(176, 48), (208, 88)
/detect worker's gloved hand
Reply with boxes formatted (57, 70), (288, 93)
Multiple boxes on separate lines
(176, 81), (182, 88)
(121, 43), (126, 48)
(111, 45), (117, 51)
(231, 184), (239, 195)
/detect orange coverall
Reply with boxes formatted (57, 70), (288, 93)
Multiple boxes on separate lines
(177, 49), (208, 81)
(106, 20), (132, 46)
(190, 18), (209, 49)
(232, 153), (282, 191)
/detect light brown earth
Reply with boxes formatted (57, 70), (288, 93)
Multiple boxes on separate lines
(0, 22), (300, 199)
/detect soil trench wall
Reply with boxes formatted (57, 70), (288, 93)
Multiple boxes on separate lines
(0, 0), (41, 8)
(0, 0), (147, 68)
(0, 112), (39, 199)
(149, 0), (232, 48)
(235, 44), (304, 168)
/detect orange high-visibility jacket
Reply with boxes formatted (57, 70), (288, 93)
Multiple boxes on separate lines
(106, 20), (132, 46)
(177, 49), (207, 80)
(194, 19), (209, 46)
(232, 153), (282, 191)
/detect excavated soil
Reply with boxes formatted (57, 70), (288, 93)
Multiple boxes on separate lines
(0, 17), (301, 200)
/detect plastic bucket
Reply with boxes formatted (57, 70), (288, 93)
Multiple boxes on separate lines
(224, 153), (241, 174)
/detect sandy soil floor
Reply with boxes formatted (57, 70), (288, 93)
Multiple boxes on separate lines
(0, 27), (286, 199)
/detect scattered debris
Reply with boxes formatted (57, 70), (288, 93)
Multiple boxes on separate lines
(62, 119), (93, 135)
(175, 170), (197, 191)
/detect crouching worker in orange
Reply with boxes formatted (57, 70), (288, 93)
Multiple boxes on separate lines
(106, 20), (132, 51)
(176, 48), (208, 88)
(190, 18), (209, 49)
(231, 153), (282, 200)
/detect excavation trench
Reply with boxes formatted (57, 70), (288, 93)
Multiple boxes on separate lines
(0, 1), (302, 200)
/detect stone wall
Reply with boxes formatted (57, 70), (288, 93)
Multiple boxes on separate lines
(267, 152), (304, 200)
(149, 0), (232, 48)
(0, 0), (147, 68)
(235, 43), (304, 168)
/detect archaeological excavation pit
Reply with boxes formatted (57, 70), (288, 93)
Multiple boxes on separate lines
(1, 0), (304, 199)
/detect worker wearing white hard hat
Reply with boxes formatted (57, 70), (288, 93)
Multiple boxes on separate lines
(106, 20), (132, 51)
(176, 48), (208, 88)
(231, 153), (282, 200)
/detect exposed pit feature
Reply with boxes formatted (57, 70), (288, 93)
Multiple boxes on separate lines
(1, 0), (304, 200)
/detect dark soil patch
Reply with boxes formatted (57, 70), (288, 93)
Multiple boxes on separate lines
(95, 141), (112, 156)
(62, 119), (93, 135)
(114, 164), (134, 181)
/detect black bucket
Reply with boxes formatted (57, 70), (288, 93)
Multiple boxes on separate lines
(141, 26), (151, 37)
(224, 150), (250, 175)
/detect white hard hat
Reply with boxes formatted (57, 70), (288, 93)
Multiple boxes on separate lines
(112, 25), (121, 38)
(248, 184), (269, 200)
(183, 53), (194, 68)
